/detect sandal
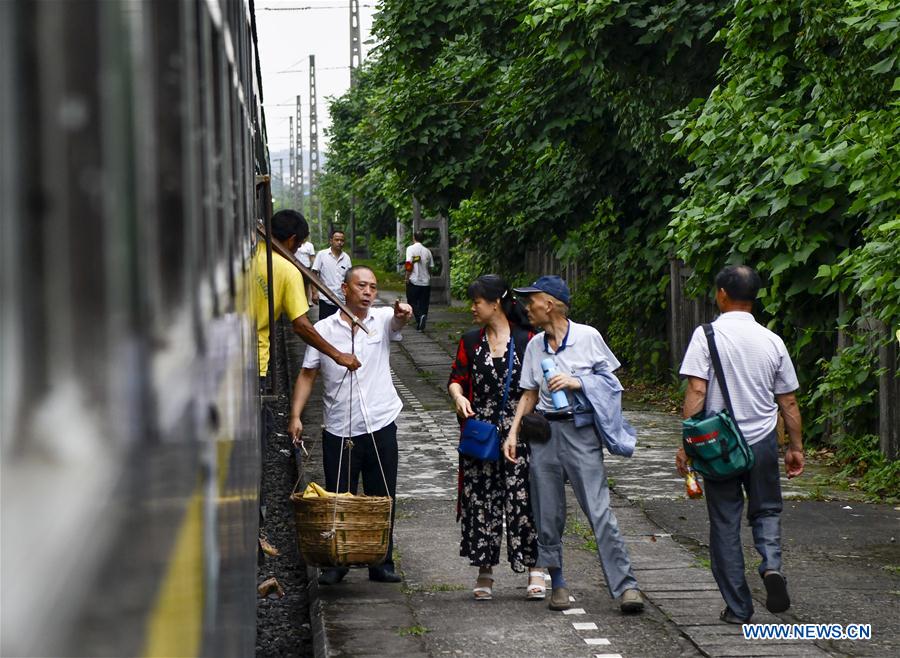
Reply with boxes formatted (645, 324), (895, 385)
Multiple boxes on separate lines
(526, 570), (547, 600)
(473, 573), (494, 601)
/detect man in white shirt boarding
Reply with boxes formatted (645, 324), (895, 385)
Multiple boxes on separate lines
(289, 265), (414, 585)
(504, 275), (644, 615)
(404, 231), (434, 330)
(311, 229), (352, 319)
(295, 235), (316, 305)
(676, 264), (804, 624)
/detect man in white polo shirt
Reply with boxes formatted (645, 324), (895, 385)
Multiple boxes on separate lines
(504, 275), (644, 615)
(288, 265), (413, 585)
(295, 235), (316, 305)
(676, 264), (804, 624)
(311, 229), (351, 319)
(404, 231), (433, 330)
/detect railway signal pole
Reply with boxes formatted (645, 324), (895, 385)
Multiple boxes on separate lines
(348, 0), (361, 254)
(308, 54), (321, 241)
(295, 94), (304, 217)
(276, 158), (284, 206)
(288, 116), (295, 207)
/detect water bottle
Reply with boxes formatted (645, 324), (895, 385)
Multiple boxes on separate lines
(541, 358), (570, 410)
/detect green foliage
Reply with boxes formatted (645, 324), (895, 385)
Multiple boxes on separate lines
(668, 0), (899, 442)
(368, 235), (402, 273)
(832, 433), (900, 501)
(354, 0), (727, 372)
(354, 257), (405, 292)
(321, 0), (899, 465)
(562, 200), (669, 375)
(320, 66), (409, 240)
(807, 333), (880, 439)
(565, 516), (598, 552)
(449, 245), (484, 301)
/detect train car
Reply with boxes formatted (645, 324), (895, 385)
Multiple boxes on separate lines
(1, 1), (269, 655)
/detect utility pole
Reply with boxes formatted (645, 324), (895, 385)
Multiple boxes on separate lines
(288, 116), (295, 208)
(308, 54), (321, 241)
(295, 94), (304, 218)
(349, 0), (361, 254)
(350, 0), (361, 78)
(276, 158), (284, 206)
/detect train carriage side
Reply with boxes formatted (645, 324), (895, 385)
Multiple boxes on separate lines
(1, 1), (269, 656)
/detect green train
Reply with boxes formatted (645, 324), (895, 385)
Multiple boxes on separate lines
(1, 1), (272, 655)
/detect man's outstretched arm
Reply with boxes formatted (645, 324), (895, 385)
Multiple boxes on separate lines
(292, 314), (360, 370)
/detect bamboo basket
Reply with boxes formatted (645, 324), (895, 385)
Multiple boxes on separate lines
(291, 491), (392, 567)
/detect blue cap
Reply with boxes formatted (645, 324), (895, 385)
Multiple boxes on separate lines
(513, 275), (570, 306)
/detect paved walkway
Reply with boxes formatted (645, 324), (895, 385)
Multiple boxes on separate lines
(297, 298), (899, 657)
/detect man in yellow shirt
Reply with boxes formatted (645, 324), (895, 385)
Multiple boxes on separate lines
(254, 209), (361, 380)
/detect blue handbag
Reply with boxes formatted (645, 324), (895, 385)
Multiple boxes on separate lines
(458, 336), (514, 462)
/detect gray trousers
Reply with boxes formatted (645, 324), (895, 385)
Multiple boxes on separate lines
(704, 431), (783, 620)
(529, 419), (638, 599)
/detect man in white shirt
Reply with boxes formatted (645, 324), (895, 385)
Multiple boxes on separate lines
(295, 237), (316, 305)
(404, 231), (433, 330)
(504, 275), (644, 615)
(311, 230), (351, 319)
(288, 266), (413, 585)
(676, 265), (804, 624)
(295, 236), (316, 268)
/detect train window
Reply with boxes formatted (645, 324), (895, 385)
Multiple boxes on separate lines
(149, 0), (188, 318)
(1, 0), (27, 452)
(217, 42), (237, 309)
(202, 15), (222, 319)
(67, 0), (109, 394)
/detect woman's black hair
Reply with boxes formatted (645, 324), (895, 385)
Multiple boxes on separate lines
(467, 274), (532, 330)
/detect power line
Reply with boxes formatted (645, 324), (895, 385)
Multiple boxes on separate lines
(258, 4), (374, 10)
(262, 103), (328, 108)
(276, 65), (352, 74)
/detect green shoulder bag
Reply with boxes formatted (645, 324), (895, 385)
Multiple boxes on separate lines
(681, 324), (755, 481)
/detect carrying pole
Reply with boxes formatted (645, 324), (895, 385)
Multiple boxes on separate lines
(255, 223), (369, 335)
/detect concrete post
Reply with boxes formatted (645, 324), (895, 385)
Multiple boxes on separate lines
(411, 197), (449, 304)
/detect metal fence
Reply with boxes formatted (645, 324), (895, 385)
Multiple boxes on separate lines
(668, 259), (717, 371)
(523, 247), (585, 291)
(877, 322), (900, 460)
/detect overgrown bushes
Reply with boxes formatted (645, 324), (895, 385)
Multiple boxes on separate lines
(319, 0), (899, 478)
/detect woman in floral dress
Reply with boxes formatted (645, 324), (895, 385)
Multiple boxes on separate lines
(448, 275), (545, 600)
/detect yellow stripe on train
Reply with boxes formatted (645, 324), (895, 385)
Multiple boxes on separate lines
(142, 491), (204, 658)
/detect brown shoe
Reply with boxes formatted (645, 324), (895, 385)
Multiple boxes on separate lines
(549, 586), (571, 611)
(619, 588), (644, 613)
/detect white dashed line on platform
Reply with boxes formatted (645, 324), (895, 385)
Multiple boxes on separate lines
(572, 622), (598, 630)
(562, 607), (586, 615)
(585, 637), (612, 646)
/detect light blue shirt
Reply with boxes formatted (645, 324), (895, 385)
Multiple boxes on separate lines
(520, 320), (621, 413)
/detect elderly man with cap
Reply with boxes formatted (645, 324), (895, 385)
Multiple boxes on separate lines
(503, 275), (644, 614)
